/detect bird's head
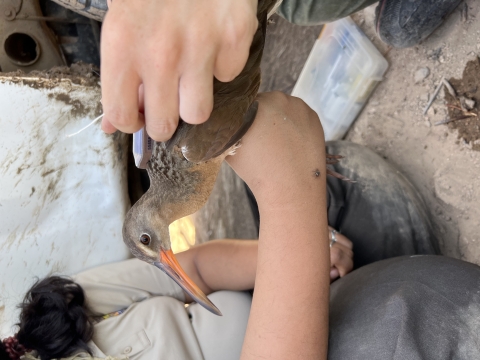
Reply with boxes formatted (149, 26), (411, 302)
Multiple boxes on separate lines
(123, 195), (221, 316)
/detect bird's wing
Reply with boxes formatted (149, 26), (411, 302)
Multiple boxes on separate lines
(179, 99), (259, 162)
(165, 0), (275, 163)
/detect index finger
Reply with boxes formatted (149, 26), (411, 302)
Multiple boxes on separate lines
(100, 11), (144, 134)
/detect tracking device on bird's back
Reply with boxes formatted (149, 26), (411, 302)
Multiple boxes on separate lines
(133, 127), (153, 169)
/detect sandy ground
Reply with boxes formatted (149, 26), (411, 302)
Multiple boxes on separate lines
(348, 1), (480, 262)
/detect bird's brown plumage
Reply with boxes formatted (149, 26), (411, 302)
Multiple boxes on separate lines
(165, 0), (277, 162)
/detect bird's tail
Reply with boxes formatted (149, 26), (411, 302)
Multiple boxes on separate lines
(326, 154), (356, 183)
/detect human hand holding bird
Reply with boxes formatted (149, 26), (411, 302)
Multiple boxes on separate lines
(100, 0), (259, 141)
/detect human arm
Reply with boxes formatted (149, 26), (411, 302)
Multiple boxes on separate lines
(178, 233), (353, 302)
(100, 0), (258, 141)
(73, 239), (257, 315)
(226, 92), (330, 360)
(176, 239), (258, 302)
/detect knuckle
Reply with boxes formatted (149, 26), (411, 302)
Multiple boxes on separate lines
(223, 23), (245, 45)
(331, 249), (341, 265)
(221, 16), (256, 49)
(156, 49), (180, 70)
(180, 99), (213, 124)
(146, 119), (178, 141)
(191, 28), (212, 47)
(183, 108), (211, 124)
(148, 37), (181, 69)
(104, 108), (136, 131)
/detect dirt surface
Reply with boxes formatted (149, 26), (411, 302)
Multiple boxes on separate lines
(348, 1), (480, 263)
(259, 18), (323, 94)
(444, 57), (480, 148)
(1, 62), (100, 87)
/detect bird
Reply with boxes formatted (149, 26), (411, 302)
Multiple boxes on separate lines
(123, 0), (351, 316)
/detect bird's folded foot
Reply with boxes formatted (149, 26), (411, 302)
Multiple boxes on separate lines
(326, 154), (356, 183)
(326, 154), (344, 165)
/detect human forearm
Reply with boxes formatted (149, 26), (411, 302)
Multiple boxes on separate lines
(227, 92), (330, 360)
(177, 239), (258, 300)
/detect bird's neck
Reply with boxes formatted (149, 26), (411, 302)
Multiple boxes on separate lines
(146, 143), (224, 225)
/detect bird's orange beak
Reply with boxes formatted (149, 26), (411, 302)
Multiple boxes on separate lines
(154, 249), (222, 316)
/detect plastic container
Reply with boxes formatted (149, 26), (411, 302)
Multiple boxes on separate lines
(291, 17), (389, 141)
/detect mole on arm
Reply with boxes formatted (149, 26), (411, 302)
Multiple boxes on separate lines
(313, 169), (321, 178)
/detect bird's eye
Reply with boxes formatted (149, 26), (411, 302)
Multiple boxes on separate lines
(140, 234), (151, 246)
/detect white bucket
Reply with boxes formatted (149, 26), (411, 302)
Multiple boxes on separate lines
(0, 74), (131, 336)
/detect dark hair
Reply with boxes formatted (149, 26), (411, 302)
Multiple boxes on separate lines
(0, 341), (9, 360)
(15, 276), (94, 360)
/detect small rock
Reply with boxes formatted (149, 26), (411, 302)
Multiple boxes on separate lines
(427, 107), (436, 117)
(439, 56), (446, 63)
(459, 96), (475, 111)
(424, 120), (432, 128)
(414, 67), (430, 83)
(465, 98), (476, 110)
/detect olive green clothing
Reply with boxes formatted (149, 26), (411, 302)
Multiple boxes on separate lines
(277, 0), (378, 25)
(72, 259), (252, 360)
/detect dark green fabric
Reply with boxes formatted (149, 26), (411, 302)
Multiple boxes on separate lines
(329, 255), (480, 359)
(277, 0), (379, 25)
(245, 141), (439, 268)
(326, 141), (439, 268)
